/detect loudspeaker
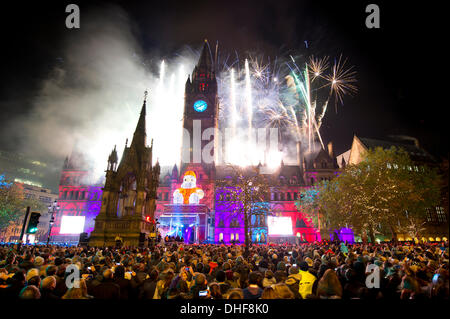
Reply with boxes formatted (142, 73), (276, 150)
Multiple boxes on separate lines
(79, 232), (89, 245)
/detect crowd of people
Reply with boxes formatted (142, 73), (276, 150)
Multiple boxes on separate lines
(0, 240), (448, 300)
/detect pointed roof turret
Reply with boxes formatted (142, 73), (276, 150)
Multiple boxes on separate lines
(171, 164), (178, 179)
(130, 90), (148, 149)
(108, 145), (118, 164)
(197, 39), (213, 71)
(63, 156), (69, 169)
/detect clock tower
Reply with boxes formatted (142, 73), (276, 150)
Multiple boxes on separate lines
(181, 40), (219, 166)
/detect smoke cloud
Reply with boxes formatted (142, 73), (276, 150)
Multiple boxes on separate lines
(12, 5), (196, 181)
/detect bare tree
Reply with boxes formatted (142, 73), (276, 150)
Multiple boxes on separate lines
(216, 165), (271, 256)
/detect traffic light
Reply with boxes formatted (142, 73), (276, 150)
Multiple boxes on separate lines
(26, 212), (41, 234)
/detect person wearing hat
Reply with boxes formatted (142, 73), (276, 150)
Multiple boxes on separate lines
(34, 256), (44, 268)
(26, 268), (41, 287)
(285, 265), (302, 298)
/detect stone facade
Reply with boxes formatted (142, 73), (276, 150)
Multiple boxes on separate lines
(89, 95), (160, 247)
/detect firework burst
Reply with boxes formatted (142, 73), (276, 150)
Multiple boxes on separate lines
(324, 54), (358, 108)
(308, 55), (329, 81)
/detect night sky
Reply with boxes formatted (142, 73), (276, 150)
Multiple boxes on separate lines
(0, 0), (447, 161)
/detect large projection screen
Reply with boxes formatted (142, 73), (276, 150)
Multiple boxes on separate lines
(60, 216), (85, 234)
(267, 216), (293, 236)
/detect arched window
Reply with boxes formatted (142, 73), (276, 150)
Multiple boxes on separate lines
(230, 233), (234, 241)
(235, 233), (239, 241)
(287, 193), (292, 201)
(219, 233), (223, 241)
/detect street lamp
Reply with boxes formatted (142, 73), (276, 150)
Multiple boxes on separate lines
(47, 200), (60, 246)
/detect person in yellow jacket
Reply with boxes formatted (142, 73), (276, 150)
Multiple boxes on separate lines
(298, 261), (317, 299)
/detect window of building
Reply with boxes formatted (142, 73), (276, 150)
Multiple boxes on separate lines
(436, 207), (447, 223)
(426, 209), (436, 223)
(235, 233), (239, 241)
(280, 193), (285, 201)
(164, 193), (168, 201)
(287, 193), (292, 201)
(230, 233), (234, 241)
(219, 233), (223, 241)
(321, 162), (327, 168)
(293, 193), (298, 200)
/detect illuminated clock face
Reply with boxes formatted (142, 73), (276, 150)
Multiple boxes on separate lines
(193, 100), (208, 112)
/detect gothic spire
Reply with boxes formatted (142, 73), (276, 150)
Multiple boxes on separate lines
(198, 39), (212, 69)
(130, 90), (148, 149)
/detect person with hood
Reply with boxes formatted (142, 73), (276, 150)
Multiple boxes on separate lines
(285, 265), (302, 298)
(298, 261), (317, 299)
(272, 283), (295, 299)
(317, 269), (343, 299)
(262, 270), (276, 288)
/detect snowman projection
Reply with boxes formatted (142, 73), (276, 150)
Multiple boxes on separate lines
(173, 171), (204, 204)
